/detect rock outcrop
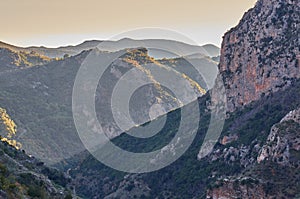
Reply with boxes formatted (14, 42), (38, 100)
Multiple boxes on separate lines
(207, 178), (265, 199)
(258, 107), (300, 167)
(207, 107), (300, 199)
(219, 0), (300, 112)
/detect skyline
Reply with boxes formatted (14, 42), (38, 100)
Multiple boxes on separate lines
(1, 0), (256, 47)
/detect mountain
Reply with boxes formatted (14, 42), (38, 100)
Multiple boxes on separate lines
(0, 41), (217, 164)
(1, 0), (299, 197)
(0, 40), (102, 58)
(95, 38), (220, 58)
(57, 0), (300, 198)
(219, 0), (300, 112)
(0, 39), (220, 59)
(28, 40), (103, 58)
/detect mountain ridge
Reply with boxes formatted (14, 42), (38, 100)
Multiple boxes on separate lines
(0, 39), (220, 59)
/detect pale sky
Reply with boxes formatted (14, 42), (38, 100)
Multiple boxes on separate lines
(0, 0), (257, 47)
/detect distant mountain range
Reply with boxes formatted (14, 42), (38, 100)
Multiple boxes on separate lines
(0, 39), (220, 58)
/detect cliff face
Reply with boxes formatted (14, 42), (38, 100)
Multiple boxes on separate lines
(219, 0), (300, 112)
(206, 0), (300, 197)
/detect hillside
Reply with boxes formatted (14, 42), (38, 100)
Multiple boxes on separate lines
(0, 48), (51, 73)
(57, 0), (300, 198)
(0, 43), (217, 164)
(0, 108), (73, 199)
(61, 78), (300, 198)
(0, 140), (73, 199)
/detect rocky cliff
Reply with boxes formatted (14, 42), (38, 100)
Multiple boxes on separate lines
(206, 0), (300, 197)
(258, 107), (300, 167)
(219, 0), (300, 112)
(207, 106), (300, 199)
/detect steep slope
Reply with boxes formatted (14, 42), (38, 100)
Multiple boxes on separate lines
(206, 1), (300, 197)
(0, 46), (214, 164)
(219, 0), (300, 112)
(0, 53), (87, 164)
(0, 140), (73, 199)
(0, 108), (72, 199)
(61, 0), (300, 198)
(62, 78), (300, 199)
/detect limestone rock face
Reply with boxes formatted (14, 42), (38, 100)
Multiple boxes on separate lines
(219, 0), (300, 112)
(257, 107), (300, 166)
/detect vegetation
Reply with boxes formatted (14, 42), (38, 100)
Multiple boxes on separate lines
(0, 106), (72, 198)
(67, 78), (300, 198)
(0, 139), (72, 198)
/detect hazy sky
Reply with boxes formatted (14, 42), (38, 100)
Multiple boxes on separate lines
(1, 0), (256, 47)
